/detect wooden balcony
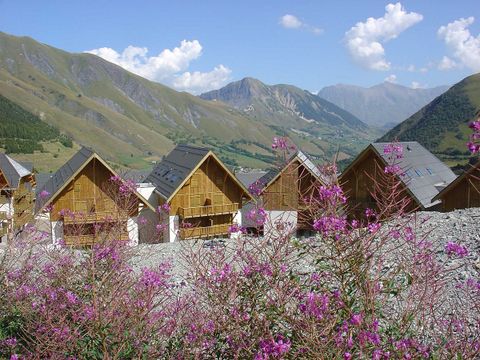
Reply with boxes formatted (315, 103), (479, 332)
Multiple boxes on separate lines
(14, 199), (33, 213)
(62, 211), (129, 224)
(178, 203), (239, 219)
(179, 223), (231, 240)
(64, 233), (130, 246)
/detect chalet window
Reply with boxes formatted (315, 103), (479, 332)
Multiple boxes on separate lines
(74, 183), (81, 193)
(282, 194), (291, 206)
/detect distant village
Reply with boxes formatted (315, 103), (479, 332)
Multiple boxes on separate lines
(1, 139), (479, 246)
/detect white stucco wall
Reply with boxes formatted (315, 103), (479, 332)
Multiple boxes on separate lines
(127, 217), (139, 246)
(263, 210), (298, 240)
(51, 220), (64, 246)
(241, 201), (256, 228)
(169, 215), (179, 243)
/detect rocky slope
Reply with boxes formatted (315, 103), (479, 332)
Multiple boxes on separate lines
(0, 32), (375, 170)
(379, 73), (480, 165)
(200, 77), (377, 161)
(318, 82), (449, 129)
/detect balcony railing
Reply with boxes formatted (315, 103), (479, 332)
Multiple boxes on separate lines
(63, 211), (129, 224)
(63, 233), (130, 246)
(179, 223), (231, 240)
(178, 203), (239, 219)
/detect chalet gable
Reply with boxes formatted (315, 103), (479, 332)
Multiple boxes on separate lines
(145, 145), (253, 203)
(257, 150), (327, 192)
(340, 142), (457, 209)
(0, 153), (33, 189)
(36, 147), (154, 213)
(432, 158), (480, 203)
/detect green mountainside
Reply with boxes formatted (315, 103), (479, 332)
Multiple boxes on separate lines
(379, 73), (480, 166)
(0, 94), (72, 153)
(0, 31), (375, 171)
(200, 77), (378, 162)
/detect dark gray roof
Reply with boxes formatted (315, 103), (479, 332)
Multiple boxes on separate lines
(121, 169), (153, 183)
(0, 153), (32, 189)
(236, 171), (267, 188)
(35, 147), (94, 212)
(257, 150), (327, 189)
(145, 145), (210, 200)
(35, 173), (54, 195)
(370, 142), (457, 209)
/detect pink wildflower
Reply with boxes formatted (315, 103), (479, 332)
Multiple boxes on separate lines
(445, 241), (469, 258)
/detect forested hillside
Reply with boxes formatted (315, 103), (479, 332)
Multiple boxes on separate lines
(379, 73), (480, 165)
(0, 94), (72, 153)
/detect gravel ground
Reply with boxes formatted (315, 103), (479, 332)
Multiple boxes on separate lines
(2, 208), (478, 285)
(130, 208), (480, 283)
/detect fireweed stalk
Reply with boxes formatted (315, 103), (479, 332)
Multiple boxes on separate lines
(0, 139), (478, 358)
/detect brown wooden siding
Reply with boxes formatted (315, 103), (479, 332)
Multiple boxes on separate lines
(340, 149), (418, 218)
(50, 158), (135, 246)
(168, 155), (246, 240)
(13, 176), (36, 228)
(263, 160), (299, 211)
(441, 169), (480, 211)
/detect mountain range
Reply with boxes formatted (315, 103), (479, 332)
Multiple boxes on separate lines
(0, 31), (376, 171)
(380, 73), (480, 166)
(317, 82), (449, 129)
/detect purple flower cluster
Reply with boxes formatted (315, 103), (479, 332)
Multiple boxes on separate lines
(313, 215), (347, 237)
(318, 185), (347, 205)
(157, 203), (171, 214)
(228, 223), (246, 234)
(467, 119), (480, 153)
(444, 241), (469, 258)
(384, 164), (401, 174)
(299, 292), (330, 320)
(383, 143), (403, 158)
(271, 137), (289, 150)
(248, 180), (265, 197)
(247, 207), (268, 226)
(255, 335), (291, 359)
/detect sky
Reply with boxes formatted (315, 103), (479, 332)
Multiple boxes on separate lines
(0, 0), (479, 94)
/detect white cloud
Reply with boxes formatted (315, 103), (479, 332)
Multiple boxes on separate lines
(172, 65), (232, 94)
(407, 64), (416, 72)
(437, 17), (480, 72)
(410, 81), (426, 89)
(438, 55), (457, 70)
(86, 40), (231, 94)
(280, 14), (303, 29)
(279, 14), (323, 35)
(384, 74), (397, 83)
(345, 2), (423, 71)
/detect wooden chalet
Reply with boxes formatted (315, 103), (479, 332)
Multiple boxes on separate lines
(145, 145), (253, 242)
(339, 142), (457, 216)
(0, 153), (36, 241)
(432, 159), (480, 211)
(241, 150), (328, 234)
(36, 147), (155, 246)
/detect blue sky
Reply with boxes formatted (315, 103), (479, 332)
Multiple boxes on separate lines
(0, 1), (479, 93)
